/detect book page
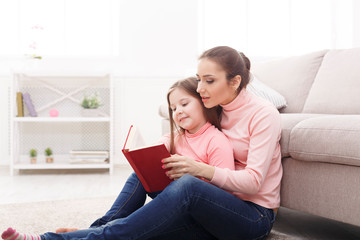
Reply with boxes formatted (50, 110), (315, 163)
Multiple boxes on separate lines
(123, 125), (146, 150)
(131, 126), (146, 149)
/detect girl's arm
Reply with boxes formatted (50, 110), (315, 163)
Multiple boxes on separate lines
(163, 131), (235, 180)
(205, 132), (235, 170)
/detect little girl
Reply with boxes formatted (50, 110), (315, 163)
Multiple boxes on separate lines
(2, 77), (234, 240)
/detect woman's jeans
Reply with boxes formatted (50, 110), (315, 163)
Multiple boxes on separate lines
(42, 172), (275, 240)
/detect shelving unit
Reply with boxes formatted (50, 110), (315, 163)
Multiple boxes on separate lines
(10, 71), (114, 175)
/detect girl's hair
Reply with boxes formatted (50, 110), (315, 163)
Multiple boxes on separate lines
(199, 46), (251, 93)
(166, 77), (221, 154)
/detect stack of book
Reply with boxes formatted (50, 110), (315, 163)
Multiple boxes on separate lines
(16, 92), (37, 117)
(69, 150), (109, 164)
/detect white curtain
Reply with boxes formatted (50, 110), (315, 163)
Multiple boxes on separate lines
(199, 0), (358, 57)
(0, 0), (119, 56)
(0, 0), (358, 58)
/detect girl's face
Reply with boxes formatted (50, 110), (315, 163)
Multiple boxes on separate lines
(196, 58), (238, 108)
(169, 88), (207, 134)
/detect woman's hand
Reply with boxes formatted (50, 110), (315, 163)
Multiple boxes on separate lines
(162, 154), (215, 181)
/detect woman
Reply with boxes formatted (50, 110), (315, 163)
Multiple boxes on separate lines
(163, 46), (282, 239)
(3, 46), (282, 240)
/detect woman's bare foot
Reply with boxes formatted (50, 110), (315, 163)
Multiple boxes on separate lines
(55, 228), (79, 233)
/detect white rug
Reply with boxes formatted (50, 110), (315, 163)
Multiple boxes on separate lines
(0, 196), (115, 234)
(0, 196), (293, 239)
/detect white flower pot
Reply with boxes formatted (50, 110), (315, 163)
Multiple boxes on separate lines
(81, 109), (100, 117)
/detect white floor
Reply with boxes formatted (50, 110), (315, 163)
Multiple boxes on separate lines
(0, 165), (133, 205)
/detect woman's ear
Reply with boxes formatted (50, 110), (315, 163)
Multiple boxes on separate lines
(232, 75), (241, 89)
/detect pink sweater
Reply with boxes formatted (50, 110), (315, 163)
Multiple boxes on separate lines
(159, 122), (235, 171)
(211, 90), (283, 209)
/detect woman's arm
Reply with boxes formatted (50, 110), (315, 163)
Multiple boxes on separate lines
(162, 154), (215, 181)
(211, 107), (281, 194)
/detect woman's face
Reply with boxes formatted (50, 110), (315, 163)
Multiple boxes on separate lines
(196, 58), (238, 108)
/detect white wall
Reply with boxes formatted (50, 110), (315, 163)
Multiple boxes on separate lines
(354, 0), (360, 47)
(0, 76), (10, 165)
(116, 0), (198, 77)
(0, 0), (199, 165)
(113, 0), (199, 163)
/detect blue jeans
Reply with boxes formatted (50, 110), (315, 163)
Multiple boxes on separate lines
(89, 172), (160, 227)
(42, 173), (275, 240)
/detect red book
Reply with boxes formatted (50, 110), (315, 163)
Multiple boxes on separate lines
(122, 125), (172, 192)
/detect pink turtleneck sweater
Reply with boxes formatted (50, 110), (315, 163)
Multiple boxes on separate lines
(211, 90), (283, 209)
(159, 122), (235, 171)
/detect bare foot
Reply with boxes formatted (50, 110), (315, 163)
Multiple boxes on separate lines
(55, 228), (80, 233)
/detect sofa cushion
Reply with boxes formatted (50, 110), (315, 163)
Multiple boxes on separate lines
(280, 114), (325, 158)
(247, 76), (287, 109)
(288, 115), (360, 167)
(303, 48), (360, 114)
(251, 50), (327, 113)
(159, 103), (169, 119)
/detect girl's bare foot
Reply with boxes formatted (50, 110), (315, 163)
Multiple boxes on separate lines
(55, 228), (79, 233)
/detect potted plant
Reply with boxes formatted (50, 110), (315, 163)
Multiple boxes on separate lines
(45, 147), (53, 163)
(81, 93), (102, 117)
(30, 149), (37, 164)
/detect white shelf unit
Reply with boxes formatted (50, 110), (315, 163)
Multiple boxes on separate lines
(10, 72), (114, 175)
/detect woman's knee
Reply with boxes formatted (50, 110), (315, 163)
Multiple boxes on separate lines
(171, 175), (205, 193)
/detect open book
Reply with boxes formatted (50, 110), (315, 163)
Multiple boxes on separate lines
(122, 125), (172, 192)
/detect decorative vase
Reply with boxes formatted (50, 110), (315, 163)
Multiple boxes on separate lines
(46, 157), (54, 163)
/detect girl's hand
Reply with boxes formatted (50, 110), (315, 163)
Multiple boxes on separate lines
(162, 154), (215, 181)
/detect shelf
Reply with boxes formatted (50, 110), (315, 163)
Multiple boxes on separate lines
(12, 71), (110, 78)
(11, 72), (114, 175)
(13, 163), (111, 170)
(14, 117), (111, 122)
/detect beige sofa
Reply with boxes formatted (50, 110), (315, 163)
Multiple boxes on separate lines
(158, 48), (360, 227)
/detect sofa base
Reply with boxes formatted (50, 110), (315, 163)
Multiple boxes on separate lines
(281, 157), (360, 226)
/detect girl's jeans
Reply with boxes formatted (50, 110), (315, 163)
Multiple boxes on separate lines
(42, 173), (275, 240)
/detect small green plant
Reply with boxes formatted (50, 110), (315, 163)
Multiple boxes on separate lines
(81, 93), (102, 109)
(45, 147), (53, 156)
(25, 54), (42, 60)
(30, 149), (37, 158)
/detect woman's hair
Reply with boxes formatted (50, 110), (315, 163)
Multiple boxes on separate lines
(166, 77), (221, 154)
(199, 46), (251, 93)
